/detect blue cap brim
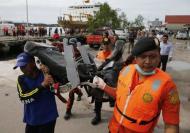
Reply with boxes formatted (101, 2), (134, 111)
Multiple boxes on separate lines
(13, 62), (27, 69)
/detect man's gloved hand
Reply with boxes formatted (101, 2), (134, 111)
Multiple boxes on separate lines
(168, 57), (172, 62)
(93, 76), (106, 90)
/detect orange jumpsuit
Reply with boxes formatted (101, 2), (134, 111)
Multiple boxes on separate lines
(104, 65), (180, 133)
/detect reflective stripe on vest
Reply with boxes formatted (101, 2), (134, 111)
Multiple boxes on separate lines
(114, 64), (171, 132)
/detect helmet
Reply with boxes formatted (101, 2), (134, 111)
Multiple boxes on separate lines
(69, 38), (78, 45)
(102, 37), (110, 45)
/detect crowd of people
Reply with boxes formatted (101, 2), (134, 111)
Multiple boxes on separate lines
(13, 28), (179, 133)
(1, 25), (65, 38)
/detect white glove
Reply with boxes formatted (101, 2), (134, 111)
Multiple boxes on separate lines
(93, 76), (106, 90)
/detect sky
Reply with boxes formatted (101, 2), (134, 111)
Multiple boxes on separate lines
(0, 0), (190, 24)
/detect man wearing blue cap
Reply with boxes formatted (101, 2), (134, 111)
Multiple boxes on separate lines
(13, 52), (58, 133)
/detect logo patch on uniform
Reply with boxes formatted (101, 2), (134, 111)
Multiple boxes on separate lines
(169, 90), (179, 104)
(152, 80), (161, 91)
(143, 93), (153, 103)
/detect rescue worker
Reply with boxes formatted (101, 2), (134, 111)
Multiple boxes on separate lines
(96, 40), (112, 63)
(13, 52), (58, 133)
(103, 31), (109, 40)
(91, 35), (113, 125)
(99, 31), (112, 50)
(64, 38), (83, 120)
(97, 39), (125, 71)
(92, 37), (180, 132)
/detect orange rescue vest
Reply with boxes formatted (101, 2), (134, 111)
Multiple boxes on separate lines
(96, 50), (111, 61)
(113, 64), (176, 132)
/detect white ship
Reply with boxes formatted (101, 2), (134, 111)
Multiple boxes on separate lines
(58, 0), (101, 28)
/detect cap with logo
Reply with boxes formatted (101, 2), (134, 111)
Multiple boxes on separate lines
(13, 52), (33, 69)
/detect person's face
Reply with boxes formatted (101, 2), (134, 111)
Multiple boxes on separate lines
(114, 35), (118, 41)
(20, 60), (37, 76)
(163, 36), (168, 43)
(135, 49), (160, 72)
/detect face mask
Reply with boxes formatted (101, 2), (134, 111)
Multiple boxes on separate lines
(135, 64), (155, 76)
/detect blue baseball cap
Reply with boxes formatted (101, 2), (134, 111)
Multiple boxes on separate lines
(13, 52), (33, 69)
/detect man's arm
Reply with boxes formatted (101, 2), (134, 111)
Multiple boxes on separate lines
(165, 123), (179, 133)
(168, 42), (173, 60)
(104, 85), (116, 99)
(162, 81), (180, 133)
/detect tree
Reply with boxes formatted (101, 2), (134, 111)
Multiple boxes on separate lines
(87, 16), (96, 32)
(134, 14), (144, 28)
(119, 12), (129, 28)
(87, 3), (120, 32)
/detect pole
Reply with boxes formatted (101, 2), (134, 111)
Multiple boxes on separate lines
(26, 0), (29, 39)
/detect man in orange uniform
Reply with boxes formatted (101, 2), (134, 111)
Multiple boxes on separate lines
(96, 43), (112, 61)
(93, 37), (180, 132)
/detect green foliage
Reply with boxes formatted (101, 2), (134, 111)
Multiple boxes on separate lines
(87, 3), (121, 31)
(87, 17), (95, 32)
(119, 12), (129, 28)
(87, 3), (145, 31)
(134, 14), (144, 27)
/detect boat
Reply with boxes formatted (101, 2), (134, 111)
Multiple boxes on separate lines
(58, 0), (101, 29)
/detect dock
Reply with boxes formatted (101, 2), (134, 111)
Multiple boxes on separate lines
(0, 36), (52, 53)
(0, 36), (51, 45)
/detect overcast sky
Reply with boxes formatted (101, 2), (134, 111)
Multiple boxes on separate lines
(0, 0), (189, 24)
